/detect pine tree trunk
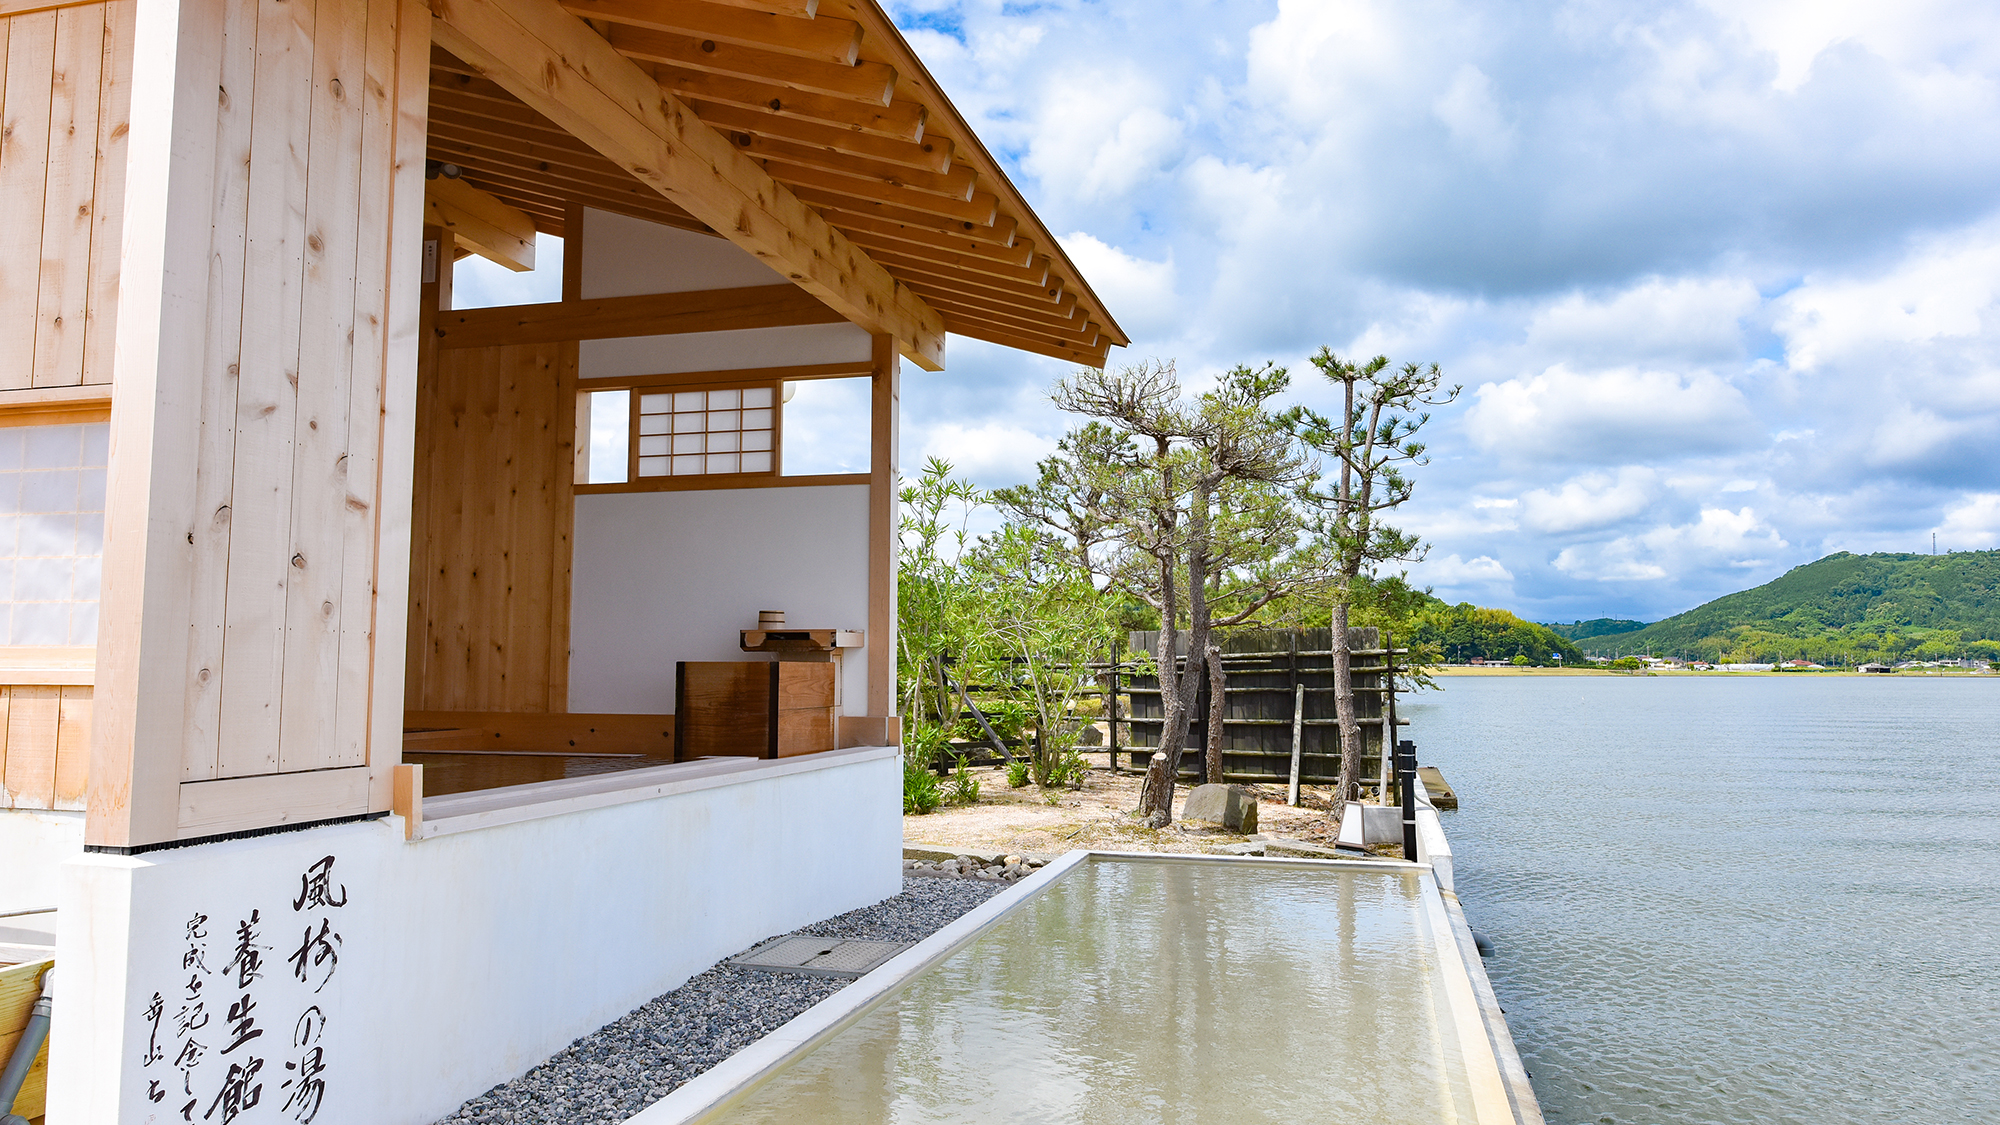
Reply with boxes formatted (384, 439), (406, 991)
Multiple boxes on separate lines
(1146, 551), (1189, 823)
(1204, 642), (1226, 784)
(1332, 602), (1362, 806)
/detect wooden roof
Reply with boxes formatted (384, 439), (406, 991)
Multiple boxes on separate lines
(424, 0), (1126, 368)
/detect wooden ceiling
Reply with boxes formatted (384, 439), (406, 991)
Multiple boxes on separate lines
(424, 0), (1126, 368)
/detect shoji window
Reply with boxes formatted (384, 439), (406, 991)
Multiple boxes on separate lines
(635, 385), (776, 478)
(0, 422), (109, 647)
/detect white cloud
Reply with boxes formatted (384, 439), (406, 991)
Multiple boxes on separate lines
(1433, 65), (1514, 161)
(1056, 233), (1177, 342)
(1553, 508), (1789, 582)
(1775, 221), (2000, 373)
(910, 420), (1057, 486)
(1020, 69), (1186, 205)
(1519, 468), (1660, 533)
(1525, 277), (1760, 365)
(1937, 493), (2000, 550)
(1465, 365), (1757, 462)
(1407, 553), (1516, 602)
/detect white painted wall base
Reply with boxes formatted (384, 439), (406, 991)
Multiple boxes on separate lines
(49, 748), (901, 1125)
(0, 808), (83, 913)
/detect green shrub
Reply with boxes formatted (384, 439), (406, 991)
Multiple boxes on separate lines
(904, 759), (942, 814)
(1006, 759), (1030, 788)
(947, 755), (981, 805)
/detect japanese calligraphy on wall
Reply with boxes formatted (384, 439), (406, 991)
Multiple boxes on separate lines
(137, 856), (350, 1124)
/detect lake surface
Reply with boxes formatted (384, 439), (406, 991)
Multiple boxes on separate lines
(1405, 675), (2000, 1125)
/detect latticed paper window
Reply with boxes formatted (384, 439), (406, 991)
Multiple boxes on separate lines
(0, 422), (108, 646)
(636, 386), (776, 477)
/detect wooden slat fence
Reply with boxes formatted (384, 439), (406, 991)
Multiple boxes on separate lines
(1120, 628), (1403, 785)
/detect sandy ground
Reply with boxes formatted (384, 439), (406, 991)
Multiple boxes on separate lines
(901, 751), (1360, 857)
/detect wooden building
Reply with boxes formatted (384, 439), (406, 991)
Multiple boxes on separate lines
(0, 0), (1123, 1116)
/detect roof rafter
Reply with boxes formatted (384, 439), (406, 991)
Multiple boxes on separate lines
(429, 0), (947, 368)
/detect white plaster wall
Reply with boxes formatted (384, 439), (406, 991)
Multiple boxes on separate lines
(573, 205), (872, 381)
(570, 486), (871, 716)
(579, 322), (872, 381)
(50, 751), (902, 1125)
(0, 808), (83, 912)
(580, 207), (787, 298)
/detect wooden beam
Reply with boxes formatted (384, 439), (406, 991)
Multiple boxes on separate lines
(435, 285), (845, 348)
(0, 0), (98, 17)
(640, 60), (924, 140)
(434, 47), (927, 141)
(0, 383), (112, 427)
(703, 0), (817, 17)
(575, 359), (868, 389)
(404, 710), (675, 754)
(685, 97), (950, 172)
(599, 22), (893, 105)
(796, 185), (1016, 248)
(426, 174), (539, 271)
(731, 131), (975, 200)
(766, 161), (996, 225)
(922, 292), (1098, 346)
(859, 242), (1053, 293)
(944, 316), (1109, 368)
(866, 333), (896, 717)
(430, 0), (946, 369)
(827, 212), (1031, 265)
(563, 0), (861, 65)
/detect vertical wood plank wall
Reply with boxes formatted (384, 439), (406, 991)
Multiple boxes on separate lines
(404, 340), (576, 712)
(0, 0), (133, 391)
(0, 685), (91, 810)
(87, 0), (430, 846)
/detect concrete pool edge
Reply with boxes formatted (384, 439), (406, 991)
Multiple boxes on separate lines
(627, 849), (1540, 1125)
(624, 849), (1094, 1125)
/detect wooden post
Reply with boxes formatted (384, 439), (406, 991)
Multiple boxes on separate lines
(865, 333), (899, 724)
(1107, 643), (1122, 773)
(89, 0), (429, 847)
(1378, 631), (1398, 804)
(1288, 683), (1305, 807)
(1204, 641), (1225, 784)
(1287, 634), (1301, 805)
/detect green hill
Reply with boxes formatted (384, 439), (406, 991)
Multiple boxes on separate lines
(1572, 550), (2000, 664)
(1544, 618), (1647, 641)
(1410, 604), (1588, 666)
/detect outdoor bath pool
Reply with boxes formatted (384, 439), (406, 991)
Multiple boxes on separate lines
(638, 853), (1524, 1125)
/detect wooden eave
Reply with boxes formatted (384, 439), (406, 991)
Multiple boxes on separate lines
(424, 0), (1125, 367)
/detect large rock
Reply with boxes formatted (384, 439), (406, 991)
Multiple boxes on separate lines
(1181, 783), (1258, 833)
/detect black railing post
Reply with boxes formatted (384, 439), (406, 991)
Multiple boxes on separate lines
(1397, 739), (1418, 861)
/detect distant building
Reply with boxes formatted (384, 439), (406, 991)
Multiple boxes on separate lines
(1859, 663), (1894, 673)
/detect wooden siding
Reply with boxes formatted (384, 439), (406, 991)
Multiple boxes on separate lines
(404, 340), (576, 712)
(88, 0), (431, 846)
(0, 0), (132, 391)
(0, 684), (89, 810)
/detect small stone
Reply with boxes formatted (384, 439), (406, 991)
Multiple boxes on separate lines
(1003, 855), (1023, 866)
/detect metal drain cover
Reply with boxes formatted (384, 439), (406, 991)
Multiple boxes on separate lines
(728, 936), (911, 978)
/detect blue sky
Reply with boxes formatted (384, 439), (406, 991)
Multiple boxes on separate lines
(463, 0), (2000, 625)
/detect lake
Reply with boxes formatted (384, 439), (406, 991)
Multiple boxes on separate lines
(1404, 674), (2000, 1125)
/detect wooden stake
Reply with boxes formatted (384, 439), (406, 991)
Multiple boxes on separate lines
(1288, 683), (1304, 808)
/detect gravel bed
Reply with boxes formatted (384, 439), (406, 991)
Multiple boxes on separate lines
(435, 877), (1004, 1125)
